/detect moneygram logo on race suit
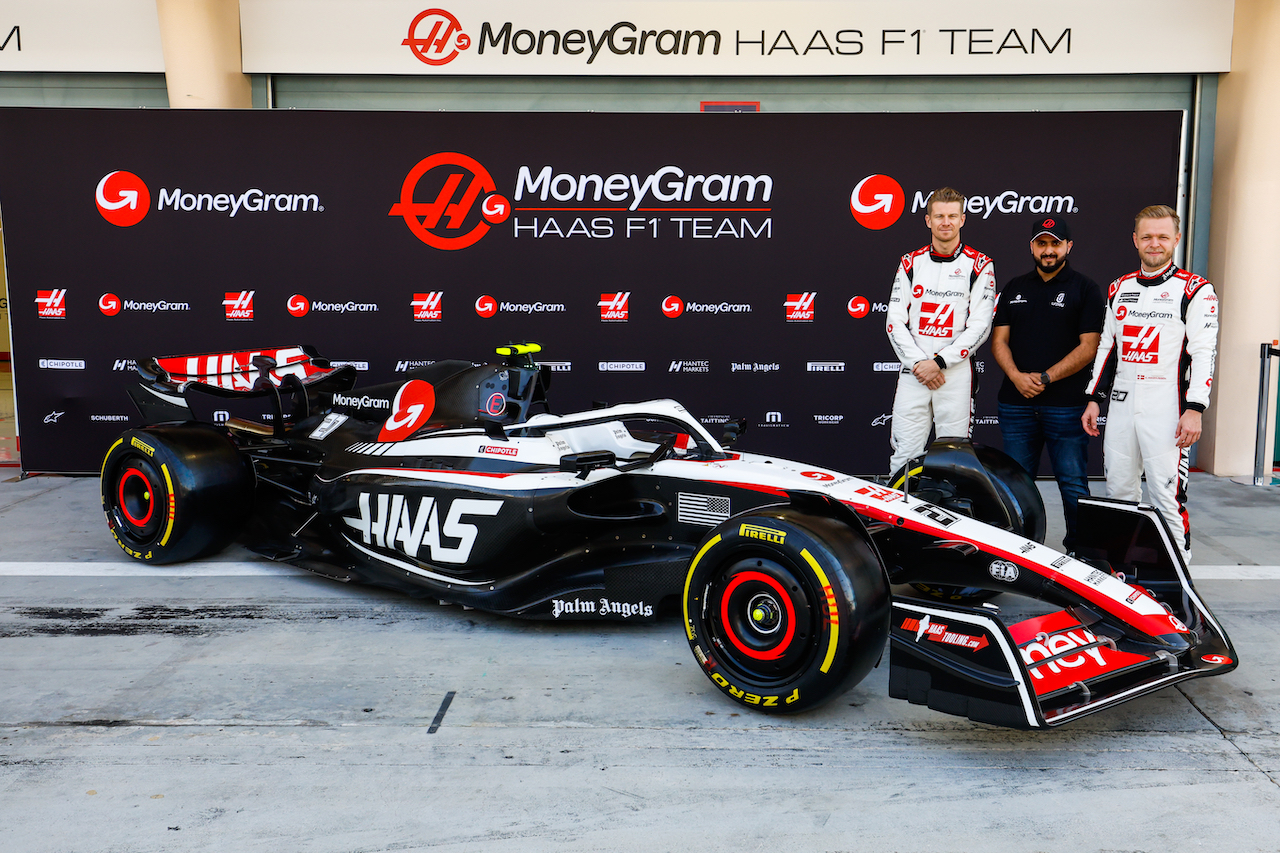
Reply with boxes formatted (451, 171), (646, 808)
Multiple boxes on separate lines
(96, 171), (151, 227)
(389, 152), (511, 249)
(403, 9), (471, 66)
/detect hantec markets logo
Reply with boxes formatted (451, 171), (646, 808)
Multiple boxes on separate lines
(223, 291), (255, 321)
(403, 9), (471, 66)
(475, 294), (497, 318)
(785, 292), (815, 322)
(95, 171), (151, 227)
(35, 289), (67, 318)
(287, 294), (309, 317)
(389, 153), (511, 250)
(849, 174), (904, 230)
(599, 292), (630, 322)
(413, 292), (443, 321)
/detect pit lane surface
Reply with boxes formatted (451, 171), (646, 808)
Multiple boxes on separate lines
(2, 474), (1279, 852)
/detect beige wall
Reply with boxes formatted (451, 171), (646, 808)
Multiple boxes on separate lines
(1202, 0), (1280, 475)
(155, 0), (251, 108)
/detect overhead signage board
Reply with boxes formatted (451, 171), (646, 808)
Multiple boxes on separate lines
(240, 0), (1235, 76)
(0, 1), (164, 73)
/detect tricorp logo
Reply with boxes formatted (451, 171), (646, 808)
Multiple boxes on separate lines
(223, 291), (255, 321)
(412, 292), (443, 321)
(36, 289), (67, 318)
(98, 293), (122, 316)
(785, 293), (815, 322)
(849, 174), (905, 230)
(403, 9), (471, 66)
(389, 152), (510, 250)
(475, 294), (497, 318)
(918, 302), (954, 337)
(599, 292), (630, 321)
(1121, 324), (1162, 364)
(286, 294), (310, 317)
(662, 295), (685, 318)
(95, 171), (151, 227)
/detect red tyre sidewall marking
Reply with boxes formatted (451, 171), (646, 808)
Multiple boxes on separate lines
(118, 468), (155, 527)
(720, 570), (796, 660)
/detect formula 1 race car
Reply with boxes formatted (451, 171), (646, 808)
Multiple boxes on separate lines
(100, 343), (1237, 729)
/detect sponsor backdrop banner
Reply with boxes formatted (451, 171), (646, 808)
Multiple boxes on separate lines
(0, 108), (1180, 474)
(240, 0), (1234, 76)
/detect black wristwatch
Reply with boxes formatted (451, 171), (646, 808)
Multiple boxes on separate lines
(1040, 372), (1052, 386)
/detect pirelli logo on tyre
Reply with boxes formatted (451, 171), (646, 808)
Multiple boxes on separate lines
(739, 523), (785, 544)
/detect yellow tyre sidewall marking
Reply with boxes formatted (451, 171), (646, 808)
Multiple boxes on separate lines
(683, 534), (721, 640)
(891, 465), (924, 491)
(159, 463), (176, 546)
(801, 548), (840, 674)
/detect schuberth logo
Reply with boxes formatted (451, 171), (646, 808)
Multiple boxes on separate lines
(849, 174), (905, 230)
(403, 9), (471, 66)
(389, 152), (511, 250)
(96, 171), (151, 227)
(413, 292), (443, 321)
(223, 291), (255, 321)
(36, 289), (67, 318)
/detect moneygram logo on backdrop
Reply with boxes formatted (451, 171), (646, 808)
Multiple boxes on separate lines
(95, 170), (324, 226)
(849, 173), (1077, 229)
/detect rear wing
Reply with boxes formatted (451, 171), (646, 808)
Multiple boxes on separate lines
(888, 499), (1237, 728)
(128, 345), (357, 432)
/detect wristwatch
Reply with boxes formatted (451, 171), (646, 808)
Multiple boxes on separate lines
(1040, 372), (1052, 386)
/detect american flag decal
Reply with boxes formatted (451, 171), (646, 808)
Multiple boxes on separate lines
(678, 493), (731, 526)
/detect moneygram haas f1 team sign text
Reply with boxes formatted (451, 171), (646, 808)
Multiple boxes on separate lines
(0, 109), (1181, 473)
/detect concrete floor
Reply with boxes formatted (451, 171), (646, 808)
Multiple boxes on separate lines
(2, 473), (1279, 852)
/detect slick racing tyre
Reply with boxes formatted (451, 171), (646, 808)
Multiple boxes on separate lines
(683, 508), (890, 714)
(101, 426), (254, 564)
(893, 442), (1047, 603)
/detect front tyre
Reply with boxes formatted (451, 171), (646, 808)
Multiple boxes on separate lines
(683, 509), (890, 714)
(101, 426), (254, 564)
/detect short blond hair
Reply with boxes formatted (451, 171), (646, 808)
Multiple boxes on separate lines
(1135, 204), (1181, 234)
(926, 187), (966, 215)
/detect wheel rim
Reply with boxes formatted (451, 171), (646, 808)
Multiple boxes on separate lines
(109, 456), (164, 542)
(706, 556), (816, 684)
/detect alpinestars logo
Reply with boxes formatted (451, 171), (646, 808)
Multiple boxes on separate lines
(1121, 324), (1162, 363)
(918, 302), (955, 337)
(849, 174), (905, 230)
(599, 292), (630, 321)
(223, 291), (255, 321)
(96, 171), (151, 227)
(413, 292), (443, 321)
(785, 293), (815, 322)
(389, 152), (511, 250)
(403, 9), (471, 66)
(36, 289), (67, 318)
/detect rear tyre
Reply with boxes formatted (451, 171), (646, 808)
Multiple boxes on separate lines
(683, 509), (890, 713)
(101, 426), (254, 563)
(894, 443), (1047, 603)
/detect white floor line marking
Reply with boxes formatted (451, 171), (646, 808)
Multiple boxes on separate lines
(0, 561), (311, 577)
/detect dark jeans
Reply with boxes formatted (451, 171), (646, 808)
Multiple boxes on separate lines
(998, 402), (1090, 551)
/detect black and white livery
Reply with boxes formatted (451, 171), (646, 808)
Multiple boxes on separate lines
(100, 343), (1237, 728)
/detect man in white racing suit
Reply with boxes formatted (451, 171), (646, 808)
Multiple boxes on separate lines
(1083, 205), (1219, 564)
(886, 186), (997, 475)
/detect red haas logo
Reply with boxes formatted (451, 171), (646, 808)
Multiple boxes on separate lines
(849, 174), (905, 230)
(599, 292), (630, 321)
(98, 293), (122, 316)
(918, 302), (955, 337)
(474, 294), (497, 318)
(95, 171), (151, 227)
(412, 292), (443, 321)
(286, 294), (309, 317)
(36, 289), (67, 318)
(389, 152), (510, 250)
(223, 291), (255, 320)
(403, 9), (471, 66)
(785, 292), (816, 322)
(1121, 324), (1162, 363)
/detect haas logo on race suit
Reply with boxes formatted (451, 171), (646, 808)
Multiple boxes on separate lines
(343, 493), (502, 564)
(918, 302), (955, 337)
(1121, 324), (1162, 363)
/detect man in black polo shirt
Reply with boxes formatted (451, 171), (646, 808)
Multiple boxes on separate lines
(991, 216), (1104, 552)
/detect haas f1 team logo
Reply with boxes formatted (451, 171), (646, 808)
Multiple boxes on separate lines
(599, 292), (630, 321)
(918, 302), (955, 337)
(95, 171), (151, 227)
(403, 9), (471, 66)
(785, 293), (816, 322)
(413, 292), (443, 321)
(849, 174), (905, 230)
(389, 153), (510, 250)
(36, 289), (67, 318)
(1121, 324), (1162, 363)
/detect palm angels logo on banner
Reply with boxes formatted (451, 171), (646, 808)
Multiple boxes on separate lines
(96, 171), (151, 227)
(389, 152), (511, 249)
